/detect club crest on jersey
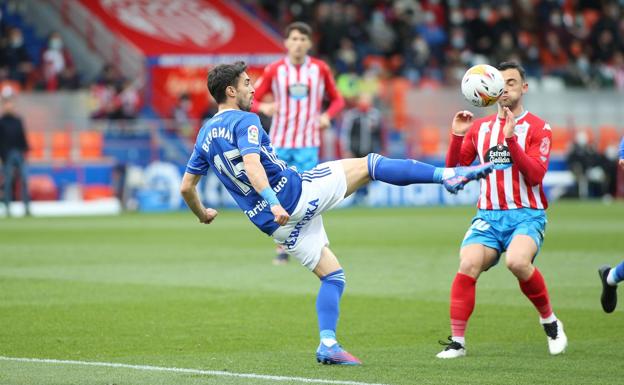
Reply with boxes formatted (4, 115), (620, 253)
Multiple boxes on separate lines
(485, 144), (512, 168)
(248, 125), (259, 145)
(288, 83), (309, 100)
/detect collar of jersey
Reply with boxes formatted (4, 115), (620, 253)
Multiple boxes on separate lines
(213, 108), (237, 117)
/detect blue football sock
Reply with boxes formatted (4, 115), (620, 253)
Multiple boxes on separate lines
(317, 269), (345, 340)
(610, 261), (624, 284)
(367, 153), (446, 185)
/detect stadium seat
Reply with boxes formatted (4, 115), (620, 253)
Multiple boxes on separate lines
(550, 126), (572, 155)
(419, 125), (441, 156)
(79, 130), (104, 159)
(82, 184), (114, 200)
(51, 131), (71, 161)
(597, 125), (620, 153)
(26, 131), (45, 161)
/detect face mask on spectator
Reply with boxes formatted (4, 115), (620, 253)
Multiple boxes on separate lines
(451, 36), (465, 49)
(50, 38), (63, 50)
(10, 36), (23, 48)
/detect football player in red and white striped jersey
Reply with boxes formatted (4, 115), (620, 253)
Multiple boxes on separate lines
(437, 62), (568, 359)
(252, 22), (345, 265)
(252, 22), (344, 167)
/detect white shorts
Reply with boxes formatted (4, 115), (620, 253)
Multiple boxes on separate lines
(272, 161), (347, 270)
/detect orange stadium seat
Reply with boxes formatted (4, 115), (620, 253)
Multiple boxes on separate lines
(419, 125), (441, 156)
(51, 131), (71, 161)
(26, 131), (45, 161)
(597, 125), (620, 153)
(550, 126), (572, 154)
(79, 130), (103, 159)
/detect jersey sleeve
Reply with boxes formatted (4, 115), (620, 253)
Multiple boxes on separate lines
(185, 148), (210, 175)
(619, 136), (624, 160)
(507, 122), (552, 186)
(446, 124), (478, 167)
(235, 113), (264, 156)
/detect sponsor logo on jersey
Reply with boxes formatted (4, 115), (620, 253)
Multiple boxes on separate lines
(485, 144), (513, 166)
(248, 125), (259, 145)
(288, 83), (309, 100)
(540, 137), (550, 155)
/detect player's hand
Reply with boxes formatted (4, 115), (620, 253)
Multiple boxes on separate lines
(271, 205), (290, 226)
(259, 102), (276, 116)
(451, 110), (473, 136)
(319, 113), (331, 130)
(619, 159), (624, 170)
(199, 208), (218, 224)
(502, 107), (516, 138)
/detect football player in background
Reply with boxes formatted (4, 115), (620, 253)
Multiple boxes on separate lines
(181, 61), (493, 365)
(252, 21), (345, 265)
(437, 61), (568, 359)
(597, 135), (624, 313)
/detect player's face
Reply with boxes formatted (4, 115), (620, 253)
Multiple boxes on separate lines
(234, 72), (254, 111)
(498, 69), (527, 109)
(284, 30), (311, 60)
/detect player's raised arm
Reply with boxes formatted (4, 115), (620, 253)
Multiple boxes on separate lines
(180, 172), (218, 224)
(501, 107), (551, 186)
(446, 111), (478, 167)
(242, 153), (289, 225)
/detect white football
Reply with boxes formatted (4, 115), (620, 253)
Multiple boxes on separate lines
(461, 64), (505, 107)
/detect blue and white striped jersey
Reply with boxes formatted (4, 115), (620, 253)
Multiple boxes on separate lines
(186, 109), (302, 235)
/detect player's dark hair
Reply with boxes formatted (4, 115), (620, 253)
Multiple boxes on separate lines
(207, 61), (247, 104)
(497, 61), (526, 81)
(285, 21), (312, 39)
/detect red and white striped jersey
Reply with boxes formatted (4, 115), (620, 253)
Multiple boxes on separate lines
(252, 56), (344, 149)
(446, 110), (553, 210)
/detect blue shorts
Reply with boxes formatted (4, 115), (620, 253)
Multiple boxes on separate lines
(462, 208), (547, 264)
(275, 147), (318, 172)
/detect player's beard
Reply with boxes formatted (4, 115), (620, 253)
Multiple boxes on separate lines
(237, 95), (251, 111)
(499, 95), (519, 110)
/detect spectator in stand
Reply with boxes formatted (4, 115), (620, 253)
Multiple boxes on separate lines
(0, 27), (33, 87)
(57, 66), (81, 90)
(0, 89), (30, 216)
(40, 31), (74, 91)
(540, 31), (569, 78)
(171, 93), (193, 138)
(341, 93), (383, 203)
(109, 80), (140, 120)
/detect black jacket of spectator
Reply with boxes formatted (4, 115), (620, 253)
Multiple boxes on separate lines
(0, 112), (28, 162)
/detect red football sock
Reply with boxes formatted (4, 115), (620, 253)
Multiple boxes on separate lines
(450, 272), (477, 338)
(519, 268), (553, 319)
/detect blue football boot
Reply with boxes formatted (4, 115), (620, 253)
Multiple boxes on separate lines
(443, 162), (494, 194)
(316, 343), (362, 365)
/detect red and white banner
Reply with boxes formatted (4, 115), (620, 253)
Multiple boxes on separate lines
(77, 0), (283, 57)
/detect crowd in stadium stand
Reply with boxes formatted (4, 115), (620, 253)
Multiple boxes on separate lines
(246, 0), (624, 91)
(0, 26), (81, 91)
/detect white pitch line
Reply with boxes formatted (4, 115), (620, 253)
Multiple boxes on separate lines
(0, 356), (391, 385)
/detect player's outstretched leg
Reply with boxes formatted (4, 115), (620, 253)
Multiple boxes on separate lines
(366, 153), (493, 194)
(315, 269), (361, 365)
(599, 262), (623, 313)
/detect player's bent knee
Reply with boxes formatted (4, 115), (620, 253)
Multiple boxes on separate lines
(458, 256), (483, 278)
(505, 255), (532, 275)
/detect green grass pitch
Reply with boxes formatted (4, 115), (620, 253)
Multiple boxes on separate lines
(0, 201), (622, 385)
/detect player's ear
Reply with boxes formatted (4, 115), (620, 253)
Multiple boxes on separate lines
(226, 85), (236, 97)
